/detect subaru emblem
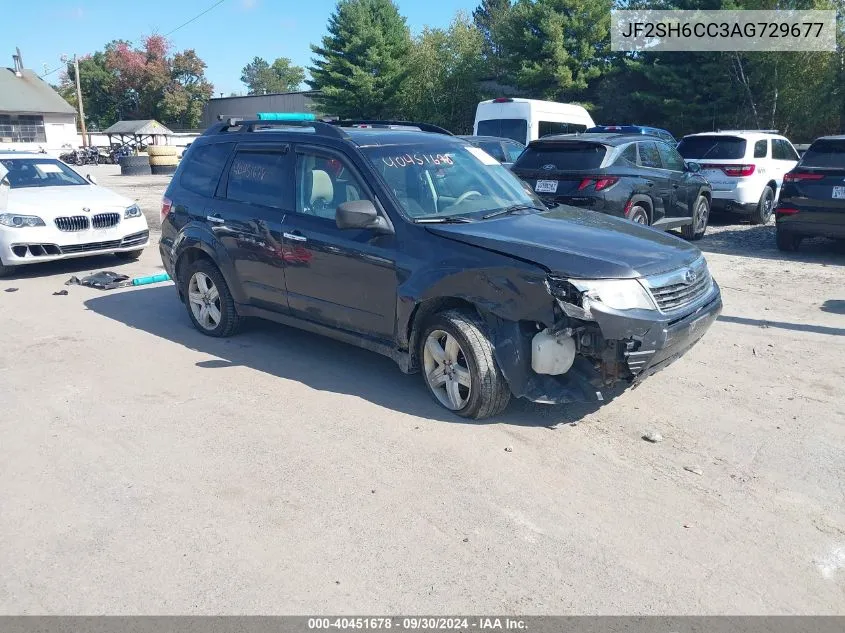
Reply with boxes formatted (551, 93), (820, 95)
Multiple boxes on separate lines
(82, 207), (91, 213)
(684, 269), (697, 284)
(542, 164), (556, 170)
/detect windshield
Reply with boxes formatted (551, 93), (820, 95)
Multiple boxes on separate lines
(800, 139), (845, 168)
(0, 158), (88, 188)
(476, 119), (528, 145)
(362, 142), (544, 220)
(677, 136), (746, 160)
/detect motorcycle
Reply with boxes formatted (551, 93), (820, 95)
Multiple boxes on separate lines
(73, 146), (100, 166)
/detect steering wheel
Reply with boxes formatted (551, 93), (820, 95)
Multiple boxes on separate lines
(454, 190), (483, 206)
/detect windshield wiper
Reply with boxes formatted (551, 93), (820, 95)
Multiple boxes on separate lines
(481, 204), (545, 220)
(414, 215), (474, 224)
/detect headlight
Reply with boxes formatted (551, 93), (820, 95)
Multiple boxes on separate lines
(0, 213), (45, 228)
(124, 204), (142, 219)
(565, 278), (657, 312)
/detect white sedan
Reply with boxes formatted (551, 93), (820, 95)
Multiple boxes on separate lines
(0, 152), (149, 277)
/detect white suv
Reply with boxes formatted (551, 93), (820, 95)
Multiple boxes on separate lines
(677, 131), (799, 224)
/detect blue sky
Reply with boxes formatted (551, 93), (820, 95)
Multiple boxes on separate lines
(7, 0), (478, 95)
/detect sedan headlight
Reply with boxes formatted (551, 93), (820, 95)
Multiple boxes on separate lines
(569, 278), (657, 311)
(0, 213), (45, 228)
(124, 204), (142, 219)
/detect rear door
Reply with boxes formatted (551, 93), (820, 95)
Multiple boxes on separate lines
(656, 141), (695, 219)
(512, 141), (608, 205)
(636, 141), (672, 223)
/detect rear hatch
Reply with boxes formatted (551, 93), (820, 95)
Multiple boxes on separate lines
(781, 138), (845, 212)
(512, 140), (610, 201)
(677, 135), (750, 190)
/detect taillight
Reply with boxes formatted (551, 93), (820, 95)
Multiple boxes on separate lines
(577, 178), (593, 190)
(721, 164), (756, 177)
(776, 207), (800, 215)
(577, 177), (619, 191)
(784, 171), (824, 182)
(161, 196), (173, 224)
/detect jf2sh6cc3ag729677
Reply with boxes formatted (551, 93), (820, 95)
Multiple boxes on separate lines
(159, 114), (722, 419)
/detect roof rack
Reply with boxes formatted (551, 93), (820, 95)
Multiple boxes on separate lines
(328, 119), (453, 136)
(716, 129), (780, 134)
(203, 115), (348, 139)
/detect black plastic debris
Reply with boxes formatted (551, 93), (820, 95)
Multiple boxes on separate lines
(4, 287), (18, 292)
(53, 290), (69, 296)
(66, 271), (130, 291)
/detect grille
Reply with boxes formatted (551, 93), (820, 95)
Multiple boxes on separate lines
(648, 267), (712, 313)
(55, 216), (90, 231)
(92, 212), (120, 229)
(121, 230), (149, 247)
(60, 239), (122, 255)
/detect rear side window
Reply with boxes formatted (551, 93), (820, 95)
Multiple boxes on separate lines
(800, 139), (845, 168)
(677, 135), (747, 160)
(515, 143), (606, 171)
(476, 141), (506, 162)
(754, 140), (768, 158)
(538, 121), (588, 138)
(225, 151), (289, 208)
(616, 144), (638, 166)
(638, 142), (663, 168)
(773, 139), (800, 161)
(180, 142), (233, 197)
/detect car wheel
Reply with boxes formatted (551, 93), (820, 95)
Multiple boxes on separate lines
(419, 309), (510, 419)
(776, 229), (801, 252)
(183, 260), (241, 337)
(627, 205), (649, 225)
(0, 257), (14, 278)
(681, 196), (710, 241)
(114, 249), (143, 261)
(750, 186), (775, 225)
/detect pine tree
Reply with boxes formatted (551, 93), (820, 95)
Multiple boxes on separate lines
(309, 0), (411, 118)
(472, 0), (511, 78)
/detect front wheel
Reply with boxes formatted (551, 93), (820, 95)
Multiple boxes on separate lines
(182, 260), (242, 337)
(681, 196), (710, 240)
(419, 310), (510, 419)
(0, 257), (15, 278)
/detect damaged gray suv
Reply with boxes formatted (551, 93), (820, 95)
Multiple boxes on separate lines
(160, 117), (722, 419)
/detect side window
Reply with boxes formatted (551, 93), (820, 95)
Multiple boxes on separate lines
(295, 151), (370, 220)
(656, 142), (685, 171)
(774, 139), (800, 161)
(754, 139), (768, 158)
(477, 141), (506, 162)
(659, 131), (675, 144)
(538, 121), (586, 137)
(180, 142), (233, 197)
(638, 142), (663, 169)
(618, 144), (638, 166)
(225, 151), (289, 208)
(504, 142), (524, 163)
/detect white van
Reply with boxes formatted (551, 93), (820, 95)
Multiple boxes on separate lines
(473, 98), (596, 146)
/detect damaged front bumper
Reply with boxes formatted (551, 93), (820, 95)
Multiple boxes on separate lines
(485, 278), (722, 405)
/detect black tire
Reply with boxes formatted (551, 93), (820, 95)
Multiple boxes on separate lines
(150, 164), (178, 176)
(0, 257), (14, 278)
(114, 249), (143, 261)
(119, 155), (152, 176)
(681, 195), (710, 241)
(418, 309), (511, 419)
(182, 259), (242, 337)
(776, 229), (801, 252)
(627, 204), (650, 225)
(750, 186), (775, 225)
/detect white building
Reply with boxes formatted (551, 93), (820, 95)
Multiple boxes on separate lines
(0, 52), (77, 155)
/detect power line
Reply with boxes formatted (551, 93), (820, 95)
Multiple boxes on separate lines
(39, 0), (228, 79)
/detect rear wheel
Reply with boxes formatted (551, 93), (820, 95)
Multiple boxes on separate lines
(681, 196), (710, 241)
(182, 259), (241, 337)
(750, 186), (775, 225)
(419, 310), (510, 419)
(627, 204), (649, 225)
(776, 229), (801, 251)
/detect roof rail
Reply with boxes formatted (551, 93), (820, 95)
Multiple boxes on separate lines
(716, 129), (780, 134)
(328, 119), (453, 136)
(203, 115), (348, 139)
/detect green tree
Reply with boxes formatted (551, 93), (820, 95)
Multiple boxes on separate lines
(472, 0), (511, 78)
(59, 51), (118, 131)
(498, 0), (612, 100)
(241, 56), (306, 94)
(401, 13), (486, 132)
(309, 0), (412, 118)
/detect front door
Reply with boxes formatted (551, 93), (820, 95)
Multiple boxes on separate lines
(637, 141), (672, 223)
(281, 146), (397, 341)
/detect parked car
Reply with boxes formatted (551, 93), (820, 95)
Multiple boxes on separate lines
(775, 135), (845, 251)
(586, 125), (677, 145)
(0, 152), (149, 276)
(510, 133), (711, 240)
(677, 130), (799, 224)
(160, 116), (721, 419)
(458, 135), (525, 167)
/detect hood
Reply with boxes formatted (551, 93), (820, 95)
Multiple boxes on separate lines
(8, 185), (135, 219)
(426, 206), (702, 279)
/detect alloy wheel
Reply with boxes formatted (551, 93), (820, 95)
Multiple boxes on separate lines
(695, 199), (709, 232)
(423, 329), (472, 410)
(188, 272), (222, 331)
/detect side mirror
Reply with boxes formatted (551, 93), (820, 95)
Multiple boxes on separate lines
(686, 162), (701, 173)
(87, 174), (97, 185)
(335, 200), (391, 232)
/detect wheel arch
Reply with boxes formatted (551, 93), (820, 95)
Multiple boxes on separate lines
(173, 231), (246, 304)
(406, 297), (480, 372)
(627, 194), (653, 223)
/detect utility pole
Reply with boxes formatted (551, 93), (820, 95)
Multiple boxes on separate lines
(69, 54), (88, 147)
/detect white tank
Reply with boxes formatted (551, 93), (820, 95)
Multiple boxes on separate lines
(531, 328), (576, 375)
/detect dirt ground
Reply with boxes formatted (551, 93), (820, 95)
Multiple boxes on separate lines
(1, 164), (843, 614)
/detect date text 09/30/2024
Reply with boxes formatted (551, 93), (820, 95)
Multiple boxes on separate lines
(307, 618), (527, 630)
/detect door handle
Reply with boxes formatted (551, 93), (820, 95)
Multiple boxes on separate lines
(283, 232), (307, 242)
(206, 215), (225, 224)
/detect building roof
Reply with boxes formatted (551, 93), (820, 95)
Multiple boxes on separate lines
(0, 68), (76, 115)
(102, 120), (173, 135)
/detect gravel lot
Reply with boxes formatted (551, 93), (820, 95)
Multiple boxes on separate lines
(1, 164), (843, 614)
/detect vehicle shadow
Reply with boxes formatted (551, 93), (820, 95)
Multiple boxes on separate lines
(821, 299), (845, 315)
(697, 222), (845, 266)
(84, 285), (614, 427)
(718, 314), (845, 337)
(1, 254), (164, 281)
